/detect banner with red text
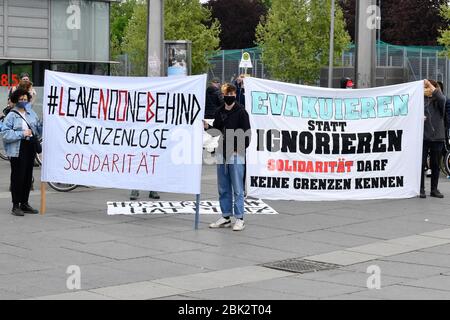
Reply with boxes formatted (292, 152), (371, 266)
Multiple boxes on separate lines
(245, 78), (424, 201)
(42, 71), (206, 194)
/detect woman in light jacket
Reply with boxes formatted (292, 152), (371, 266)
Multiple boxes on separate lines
(1, 88), (42, 216)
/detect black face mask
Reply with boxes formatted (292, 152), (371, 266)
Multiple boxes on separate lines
(224, 96), (236, 106)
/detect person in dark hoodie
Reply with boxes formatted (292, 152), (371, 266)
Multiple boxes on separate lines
(203, 83), (251, 231)
(437, 81), (450, 141)
(205, 78), (224, 119)
(421, 79), (447, 199)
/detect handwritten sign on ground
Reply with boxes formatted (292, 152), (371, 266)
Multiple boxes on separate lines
(107, 199), (279, 215)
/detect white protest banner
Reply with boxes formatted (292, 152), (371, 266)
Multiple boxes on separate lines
(245, 78), (424, 201)
(42, 71), (206, 194)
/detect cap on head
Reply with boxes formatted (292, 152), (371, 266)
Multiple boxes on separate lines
(211, 77), (220, 84)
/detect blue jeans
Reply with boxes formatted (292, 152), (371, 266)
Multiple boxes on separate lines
(217, 155), (245, 219)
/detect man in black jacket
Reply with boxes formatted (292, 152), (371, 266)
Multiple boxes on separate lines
(421, 79), (447, 198)
(205, 78), (224, 119)
(204, 83), (251, 231)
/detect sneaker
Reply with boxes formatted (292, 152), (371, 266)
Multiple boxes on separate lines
(420, 189), (426, 199)
(20, 203), (39, 214)
(430, 190), (444, 198)
(209, 217), (232, 229)
(233, 219), (245, 231)
(149, 191), (160, 199)
(130, 190), (139, 200)
(11, 206), (24, 217)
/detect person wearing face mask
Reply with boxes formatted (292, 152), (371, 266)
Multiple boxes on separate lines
(1, 88), (42, 216)
(421, 79), (447, 199)
(203, 83), (251, 231)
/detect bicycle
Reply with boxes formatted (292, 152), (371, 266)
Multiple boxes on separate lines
(34, 138), (79, 192)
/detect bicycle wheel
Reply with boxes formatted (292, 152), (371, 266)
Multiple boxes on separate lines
(0, 150), (8, 160)
(35, 138), (42, 166)
(445, 151), (450, 176)
(0, 141), (8, 160)
(47, 182), (78, 192)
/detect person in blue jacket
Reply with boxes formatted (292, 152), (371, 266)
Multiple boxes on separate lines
(1, 88), (42, 216)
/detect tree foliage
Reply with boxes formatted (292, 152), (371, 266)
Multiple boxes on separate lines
(110, 0), (139, 55)
(207, 0), (268, 49)
(339, 0), (447, 46)
(438, 3), (450, 58)
(256, 0), (350, 84)
(120, 0), (220, 75)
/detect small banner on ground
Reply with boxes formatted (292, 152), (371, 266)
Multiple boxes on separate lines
(107, 200), (279, 215)
(245, 78), (424, 201)
(42, 71), (206, 194)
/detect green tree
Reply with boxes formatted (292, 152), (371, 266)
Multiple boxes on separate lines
(256, 0), (350, 84)
(110, 0), (140, 59)
(121, 0), (221, 76)
(438, 3), (450, 58)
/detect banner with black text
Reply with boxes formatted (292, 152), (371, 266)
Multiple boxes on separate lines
(42, 71), (206, 194)
(245, 78), (424, 201)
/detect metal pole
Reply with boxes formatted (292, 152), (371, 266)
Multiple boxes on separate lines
(195, 194), (200, 230)
(147, 0), (164, 77)
(222, 50), (225, 83)
(355, 0), (377, 88)
(328, 0), (336, 88)
(377, 0), (381, 66)
(419, 49), (423, 79)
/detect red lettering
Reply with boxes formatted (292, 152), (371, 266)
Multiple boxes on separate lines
(64, 153), (72, 170)
(58, 87), (65, 116)
(101, 155), (110, 172)
(315, 162), (323, 173)
(151, 155), (159, 175)
(116, 90), (128, 122)
(267, 159), (275, 171)
(99, 89), (110, 120)
(79, 154), (88, 172)
(112, 154), (120, 173)
(72, 154), (81, 170)
(146, 92), (155, 123)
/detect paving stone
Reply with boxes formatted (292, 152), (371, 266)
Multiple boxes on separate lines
(244, 277), (362, 298)
(90, 281), (187, 300)
(62, 242), (162, 260)
(305, 250), (380, 266)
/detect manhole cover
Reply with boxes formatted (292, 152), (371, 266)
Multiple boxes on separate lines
(262, 258), (340, 274)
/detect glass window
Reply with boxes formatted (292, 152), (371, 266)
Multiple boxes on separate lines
(51, 0), (109, 62)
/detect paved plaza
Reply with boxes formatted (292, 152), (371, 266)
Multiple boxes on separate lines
(1, 155), (450, 300)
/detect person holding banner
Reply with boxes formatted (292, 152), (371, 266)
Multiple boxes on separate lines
(421, 79), (447, 199)
(204, 83), (251, 231)
(1, 88), (41, 216)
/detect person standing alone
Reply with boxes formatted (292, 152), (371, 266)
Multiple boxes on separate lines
(421, 79), (447, 198)
(204, 83), (251, 231)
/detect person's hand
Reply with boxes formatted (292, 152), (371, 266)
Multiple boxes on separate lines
(424, 79), (436, 97)
(203, 120), (209, 130)
(23, 129), (32, 137)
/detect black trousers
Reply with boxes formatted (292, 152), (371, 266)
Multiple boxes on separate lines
(421, 141), (444, 192)
(10, 140), (35, 206)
